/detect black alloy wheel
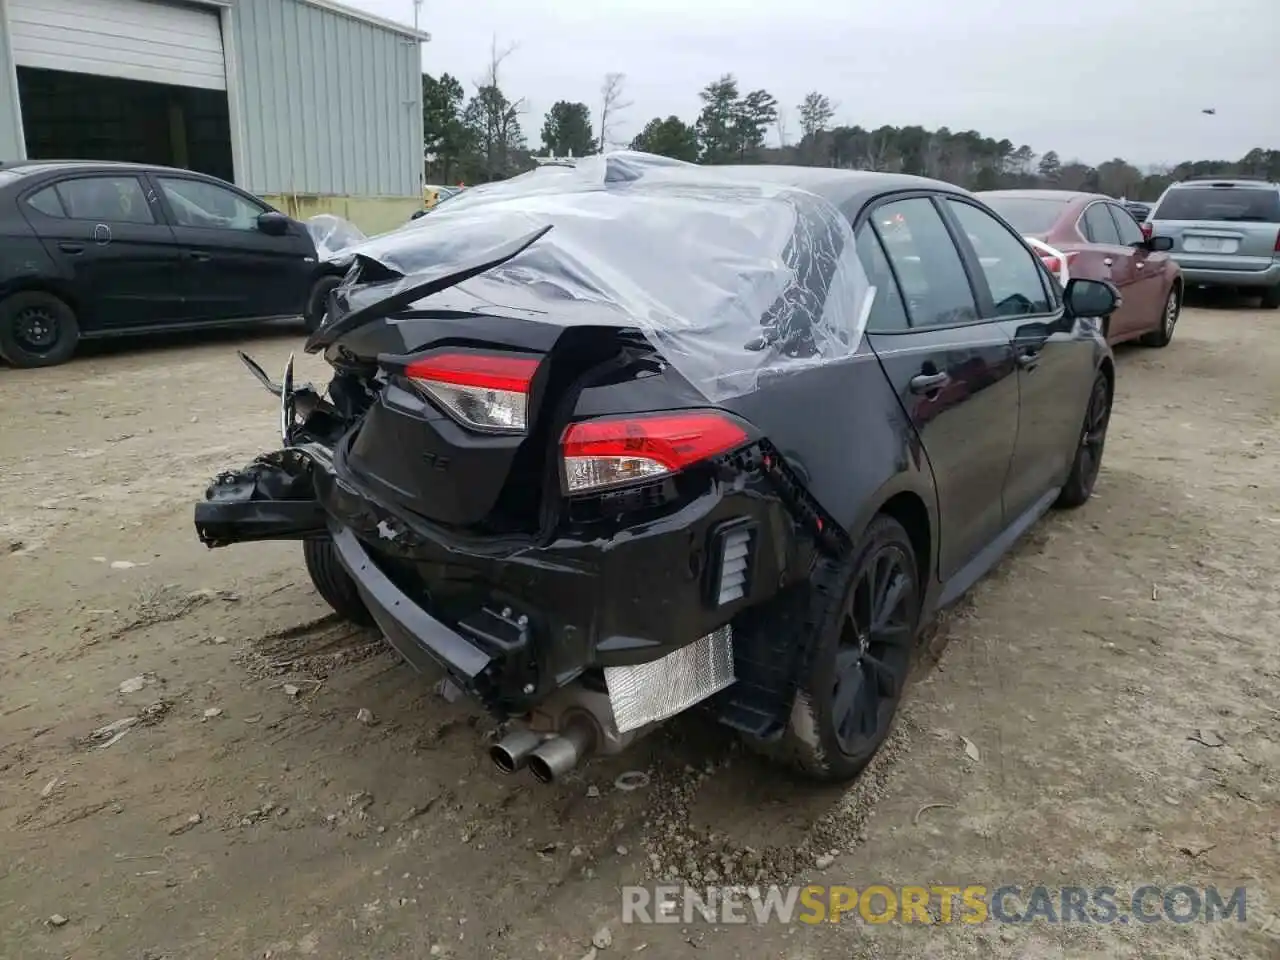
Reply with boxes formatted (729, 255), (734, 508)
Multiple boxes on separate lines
(755, 514), (922, 782)
(1055, 373), (1111, 508)
(829, 541), (916, 757)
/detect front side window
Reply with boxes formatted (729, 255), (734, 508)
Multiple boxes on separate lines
(158, 178), (265, 230)
(947, 199), (1051, 317)
(1108, 204), (1145, 245)
(1081, 203), (1121, 244)
(54, 176), (154, 224)
(872, 197), (979, 329)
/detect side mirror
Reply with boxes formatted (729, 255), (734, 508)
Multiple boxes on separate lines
(1064, 278), (1119, 319)
(257, 211), (291, 237)
(409, 209), (427, 221)
(1146, 235), (1173, 252)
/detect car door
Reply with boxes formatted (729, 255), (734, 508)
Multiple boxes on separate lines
(1079, 201), (1142, 338)
(942, 196), (1097, 520)
(1105, 201), (1163, 333)
(150, 175), (315, 322)
(19, 174), (184, 329)
(858, 195), (1020, 584)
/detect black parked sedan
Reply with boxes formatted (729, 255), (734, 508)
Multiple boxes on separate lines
(0, 160), (321, 367)
(194, 155), (1118, 784)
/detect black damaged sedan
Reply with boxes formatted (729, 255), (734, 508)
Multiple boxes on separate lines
(195, 153), (1117, 784)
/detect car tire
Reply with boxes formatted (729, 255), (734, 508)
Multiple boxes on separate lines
(1140, 285), (1180, 347)
(303, 274), (342, 333)
(0, 291), (80, 368)
(748, 514), (921, 783)
(303, 536), (374, 626)
(1054, 372), (1112, 509)
(1261, 284), (1280, 310)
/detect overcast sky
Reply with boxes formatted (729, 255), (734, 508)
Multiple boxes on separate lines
(345, 0), (1278, 168)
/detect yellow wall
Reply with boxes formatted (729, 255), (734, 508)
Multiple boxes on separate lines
(261, 194), (421, 236)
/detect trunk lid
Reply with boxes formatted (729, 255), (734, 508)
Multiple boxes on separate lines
(335, 312), (651, 535)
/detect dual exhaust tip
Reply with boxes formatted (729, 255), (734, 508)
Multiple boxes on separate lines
(489, 720), (595, 784)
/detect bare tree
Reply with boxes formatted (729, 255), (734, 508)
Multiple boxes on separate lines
(465, 35), (527, 180)
(597, 72), (632, 152)
(775, 107), (790, 149)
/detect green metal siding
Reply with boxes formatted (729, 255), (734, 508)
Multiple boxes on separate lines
(0, 0), (24, 160)
(228, 0), (422, 198)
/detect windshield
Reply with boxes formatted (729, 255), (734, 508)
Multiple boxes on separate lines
(982, 197), (1069, 234)
(1154, 187), (1280, 223)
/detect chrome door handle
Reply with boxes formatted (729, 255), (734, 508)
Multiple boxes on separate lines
(1103, 257), (1114, 266)
(909, 371), (951, 394)
(1136, 261), (1146, 269)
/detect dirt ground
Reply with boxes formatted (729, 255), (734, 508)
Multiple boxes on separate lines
(1, 300), (1278, 960)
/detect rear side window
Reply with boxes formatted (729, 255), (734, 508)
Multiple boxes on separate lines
(1153, 187), (1280, 223)
(854, 225), (910, 332)
(1081, 204), (1121, 244)
(54, 176), (155, 224)
(26, 185), (65, 218)
(872, 197), (979, 329)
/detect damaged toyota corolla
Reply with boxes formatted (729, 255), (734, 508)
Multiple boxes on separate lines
(194, 152), (1119, 784)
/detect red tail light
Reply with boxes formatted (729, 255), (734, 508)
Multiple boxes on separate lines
(405, 351), (540, 433)
(561, 412), (751, 493)
(1141, 222), (1153, 240)
(1037, 250), (1078, 275)
(1274, 228), (1280, 253)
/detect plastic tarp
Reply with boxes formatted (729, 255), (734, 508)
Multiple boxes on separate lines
(318, 152), (875, 402)
(306, 214), (367, 261)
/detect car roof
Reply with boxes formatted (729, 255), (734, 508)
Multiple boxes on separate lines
(977, 188), (1110, 204)
(0, 159), (216, 178)
(706, 165), (972, 209)
(1169, 176), (1278, 188)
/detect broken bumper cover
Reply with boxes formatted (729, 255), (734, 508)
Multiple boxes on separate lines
(194, 441), (808, 723)
(311, 448), (799, 718)
(328, 523), (493, 682)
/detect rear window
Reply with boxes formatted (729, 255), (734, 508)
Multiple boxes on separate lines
(1153, 187), (1280, 223)
(982, 197), (1069, 234)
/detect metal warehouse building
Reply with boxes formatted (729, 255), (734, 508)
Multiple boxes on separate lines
(0, 0), (427, 232)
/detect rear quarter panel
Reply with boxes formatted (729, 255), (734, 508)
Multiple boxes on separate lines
(0, 200), (66, 299)
(720, 340), (940, 573)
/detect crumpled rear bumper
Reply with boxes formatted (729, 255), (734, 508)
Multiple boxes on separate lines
(194, 439), (811, 722)
(311, 446), (800, 717)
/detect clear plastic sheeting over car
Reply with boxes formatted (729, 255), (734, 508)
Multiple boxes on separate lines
(306, 214), (367, 261)
(321, 151), (876, 401)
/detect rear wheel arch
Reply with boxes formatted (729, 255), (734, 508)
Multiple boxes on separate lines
(1, 278), (80, 316)
(878, 490), (932, 597)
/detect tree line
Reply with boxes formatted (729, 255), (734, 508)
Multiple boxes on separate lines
(423, 54), (1280, 201)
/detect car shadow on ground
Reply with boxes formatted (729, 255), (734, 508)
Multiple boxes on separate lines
(0, 320), (306, 371)
(1181, 286), (1272, 311)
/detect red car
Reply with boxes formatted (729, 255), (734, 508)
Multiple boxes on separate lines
(977, 189), (1182, 347)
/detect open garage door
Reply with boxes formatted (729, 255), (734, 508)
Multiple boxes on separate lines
(8, 0), (227, 91)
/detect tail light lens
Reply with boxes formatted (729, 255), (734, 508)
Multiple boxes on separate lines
(1037, 250), (1078, 275)
(1141, 222), (1153, 240)
(561, 411), (751, 493)
(405, 352), (540, 433)
(1274, 228), (1280, 253)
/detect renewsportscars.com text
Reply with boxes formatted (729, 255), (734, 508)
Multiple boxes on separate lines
(622, 884), (1248, 926)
